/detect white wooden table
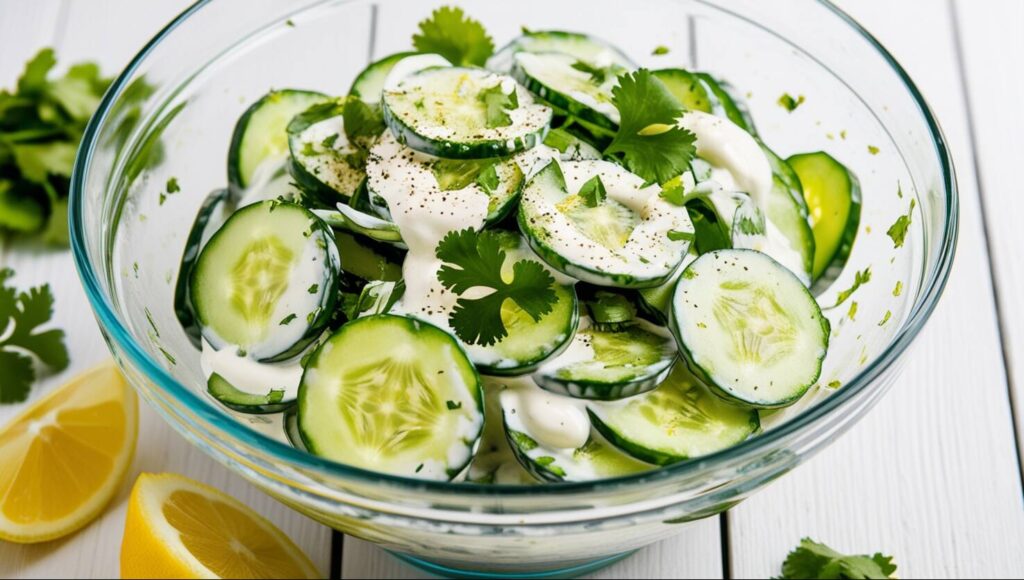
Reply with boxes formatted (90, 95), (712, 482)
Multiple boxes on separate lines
(1, 0), (1023, 578)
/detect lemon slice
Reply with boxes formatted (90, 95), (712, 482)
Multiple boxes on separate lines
(0, 362), (138, 543)
(120, 473), (321, 579)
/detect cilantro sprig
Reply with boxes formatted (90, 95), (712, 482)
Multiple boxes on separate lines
(779, 538), (897, 579)
(436, 229), (557, 346)
(413, 6), (494, 67)
(478, 84), (519, 129)
(0, 268), (69, 404)
(0, 49), (109, 244)
(604, 69), (696, 185)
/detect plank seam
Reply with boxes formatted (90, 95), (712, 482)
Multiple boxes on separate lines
(720, 511), (733, 579)
(948, 0), (1024, 490)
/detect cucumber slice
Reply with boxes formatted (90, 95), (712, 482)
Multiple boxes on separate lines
(500, 386), (653, 482)
(382, 67), (552, 159)
(786, 152), (862, 283)
(283, 407), (308, 451)
(314, 204), (405, 246)
(512, 52), (623, 130)
(488, 30), (636, 74)
(765, 175), (815, 284)
(190, 200), (340, 361)
(298, 315), (484, 480)
(518, 159), (694, 288)
(228, 89), (330, 192)
(334, 231), (403, 282)
(464, 233), (580, 375)
(287, 100), (366, 206)
(465, 380), (540, 485)
(652, 69), (713, 113)
(365, 132), (528, 227)
(587, 364), (760, 465)
(636, 251), (695, 324)
(543, 127), (603, 161)
(175, 188), (234, 347)
(532, 318), (677, 401)
(694, 73), (757, 135)
(349, 51), (420, 103)
(207, 373), (293, 415)
(353, 280), (405, 318)
(670, 249), (829, 408)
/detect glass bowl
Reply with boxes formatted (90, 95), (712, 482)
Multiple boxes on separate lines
(69, 0), (957, 576)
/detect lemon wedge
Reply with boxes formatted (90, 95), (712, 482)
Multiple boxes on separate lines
(120, 473), (321, 579)
(0, 362), (138, 543)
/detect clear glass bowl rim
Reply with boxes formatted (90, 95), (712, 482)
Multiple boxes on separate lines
(68, 0), (959, 497)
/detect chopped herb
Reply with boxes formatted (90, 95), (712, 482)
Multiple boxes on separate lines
(478, 83), (519, 129)
(280, 313), (297, 325)
(509, 430), (538, 451)
(0, 269), (69, 403)
(446, 400), (463, 410)
(166, 177), (180, 193)
(778, 93), (805, 112)
(285, 19), (295, 27)
(415, 463), (424, 473)
(535, 456), (566, 477)
(307, 283), (319, 294)
(436, 229), (557, 346)
(321, 133), (340, 149)
(578, 175), (607, 207)
(779, 538), (897, 579)
(158, 347), (177, 366)
(868, 145), (880, 155)
(144, 307), (159, 338)
(893, 281), (903, 297)
(570, 60), (610, 84)
(659, 178), (687, 206)
(412, 6), (494, 67)
(543, 128), (576, 153)
(840, 130), (847, 140)
(886, 199), (915, 248)
(847, 301), (858, 321)
(652, 45), (670, 56)
(879, 310), (892, 326)
(827, 380), (842, 389)
(432, 158), (501, 192)
(667, 229), (695, 242)
(342, 98), (386, 147)
(834, 267), (871, 307)
(605, 69), (696, 184)
(476, 163), (500, 194)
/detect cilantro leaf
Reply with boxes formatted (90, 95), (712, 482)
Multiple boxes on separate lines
(834, 267), (871, 307)
(432, 158), (500, 191)
(478, 83), (518, 129)
(476, 163), (500, 193)
(578, 175), (607, 208)
(605, 69), (696, 184)
(342, 98), (386, 147)
(0, 268), (69, 404)
(779, 538), (897, 579)
(570, 60), (608, 84)
(412, 6), (494, 67)
(778, 93), (805, 112)
(436, 229), (557, 346)
(886, 198), (915, 248)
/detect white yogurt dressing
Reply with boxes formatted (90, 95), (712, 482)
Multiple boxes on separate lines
(678, 110), (772, 210)
(237, 155), (298, 207)
(496, 376), (590, 450)
(383, 53), (452, 91)
(200, 339), (305, 398)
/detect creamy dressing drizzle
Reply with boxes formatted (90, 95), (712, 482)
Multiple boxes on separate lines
(497, 376), (590, 450)
(678, 111), (772, 210)
(200, 340), (306, 398)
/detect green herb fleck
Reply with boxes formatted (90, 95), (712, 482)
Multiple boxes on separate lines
(476, 163), (500, 194)
(667, 229), (695, 242)
(893, 281), (903, 297)
(478, 83), (519, 128)
(307, 283), (319, 294)
(778, 93), (805, 112)
(509, 430), (538, 451)
(415, 463), (424, 473)
(652, 45), (670, 56)
(827, 380), (842, 389)
(868, 145), (880, 155)
(571, 60), (611, 84)
(886, 199), (915, 248)
(847, 301), (858, 321)
(446, 400), (463, 410)
(834, 267), (871, 307)
(166, 177), (180, 193)
(145, 307), (159, 338)
(658, 177), (687, 206)
(879, 310), (892, 326)
(280, 313), (297, 325)
(285, 19), (295, 27)
(321, 133), (339, 149)
(159, 347), (177, 366)
(578, 175), (607, 208)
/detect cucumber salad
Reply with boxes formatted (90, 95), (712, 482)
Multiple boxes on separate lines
(175, 7), (861, 483)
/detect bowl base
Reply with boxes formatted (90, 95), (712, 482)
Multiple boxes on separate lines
(387, 550), (638, 579)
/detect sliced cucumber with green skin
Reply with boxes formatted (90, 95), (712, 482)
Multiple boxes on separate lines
(287, 99), (366, 206)
(349, 51), (420, 103)
(228, 89), (330, 192)
(298, 315), (484, 480)
(519, 159), (694, 288)
(694, 73), (757, 135)
(543, 127), (603, 161)
(512, 52), (623, 130)
(787, 152), (861, 284)
(487, 30), (636, 74)
(686, 194), (733, 256)
(765, 175), (815, 284)
(465, 380), (540, 485)
(500, 387), (653, 482)
(587, 364), (760, 465)
(382, 67), (552, 159)
(464, 233), (580, 376)
(353, 280), (405, 318)
(335, 231), (403, 282)
(670, 249), (829, 408)
(366, 131), (529, 227)
(636, 251), (695, 325)
(190, 200), (340, 362)
(283, 407), (308, 452)
(314, 204), (405, 246)
(532, 317), (677, 401)
(207, 373), (293, 414)
(761, 144), (807, 212)
(652, 69), (713, 113)
(175, 188), (234, 347)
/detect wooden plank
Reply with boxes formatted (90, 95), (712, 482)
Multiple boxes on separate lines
(727, 0), (1024, 578)
(0, 1), (333, 577)
(953, 0), (1024, 469)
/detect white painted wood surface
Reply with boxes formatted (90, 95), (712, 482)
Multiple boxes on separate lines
(1, 1), (1022, 579)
